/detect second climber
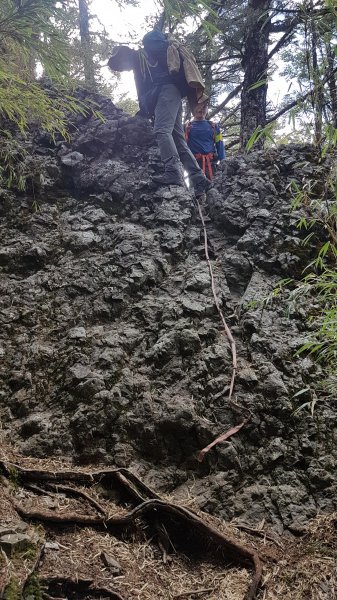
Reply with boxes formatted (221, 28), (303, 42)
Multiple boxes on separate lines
(185, 102), (225, 181)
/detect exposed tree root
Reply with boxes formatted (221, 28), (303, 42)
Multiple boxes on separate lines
(1, 460), (262, 600)
(0, 462), (159, 502)
(234, 524), (284, 550)
(43, 483), (107, 516)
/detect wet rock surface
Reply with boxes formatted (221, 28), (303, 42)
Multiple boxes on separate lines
(0, 94), (336, 532)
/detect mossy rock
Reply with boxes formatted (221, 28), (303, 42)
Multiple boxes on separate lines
(23, 573), (42, 600)
(4, 578), (20, 600)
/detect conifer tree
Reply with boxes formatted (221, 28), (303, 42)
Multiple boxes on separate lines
(240, 0), (271, 149)
(0, 0), (73, 135)
(78, 0), (96, 91)
(166, 0), (336, 148)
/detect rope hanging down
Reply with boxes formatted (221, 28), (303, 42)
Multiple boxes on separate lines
(195, 197), (251, 462)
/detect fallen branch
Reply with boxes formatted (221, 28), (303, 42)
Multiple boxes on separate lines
(44, 483), (107, 516)
(3, 461), (262, 599)
(197, 421), (246, 462)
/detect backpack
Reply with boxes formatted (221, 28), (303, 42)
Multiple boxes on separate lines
(142, 30), (169, 70)
(142, 30), (208, 109)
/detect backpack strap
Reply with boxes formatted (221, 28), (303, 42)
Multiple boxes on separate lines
(138, 49), (158, 82)
(207, 120), (217, 139)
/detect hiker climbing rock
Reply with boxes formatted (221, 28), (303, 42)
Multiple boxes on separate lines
(108, 30), (212, 196)
(185, 102), (225, 180)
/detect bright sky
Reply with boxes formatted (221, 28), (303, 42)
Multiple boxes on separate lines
(93, 0), (158, 99)
(93, 0), (157, 45)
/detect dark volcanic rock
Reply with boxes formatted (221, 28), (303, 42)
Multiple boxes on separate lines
(0, 95), (336, 532)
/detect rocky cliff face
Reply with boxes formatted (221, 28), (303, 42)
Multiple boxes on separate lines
(0, 94), (336, 534)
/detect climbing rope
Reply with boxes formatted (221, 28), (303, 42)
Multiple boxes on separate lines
(195, 196), (252, 462)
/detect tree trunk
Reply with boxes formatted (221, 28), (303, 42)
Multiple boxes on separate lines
(309, 0), (324, 146)
(78, 0), (96, 90)
(240, 0), (271, 151)
(326, 41), (337, 128)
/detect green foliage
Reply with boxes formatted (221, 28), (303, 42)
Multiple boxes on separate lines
(23, 573), (42, 600)
(279, 0), (337, 140)
(0, 0), (109, 191)
(61, 1), (112, 91)
(295, 268), (337, 365)
(245, 123), (276, 151)
(0, 71), (70, 138)
(279, 140), (337, 410)
(322, 124), (337, 156)
(291, 374), (337, 416)
(0, 1), (82, 138)
(292, 387), (319, 417)
(248, 79), (268, 92)
(160, 0), (217, 22)
(154, 0), (336, 146)
(0, 130), (57, 191)
(4, 578), (20, 600)
(0, 90), (103, 192)
(116, 94), (139, 116)
(0, 0), (71, 79)
(0, 0), (105, 167)
(253, 133), (337, 415)
(0, 131), (27, 190)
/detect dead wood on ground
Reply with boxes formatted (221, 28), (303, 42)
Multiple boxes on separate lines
(1, 459), (262, 600)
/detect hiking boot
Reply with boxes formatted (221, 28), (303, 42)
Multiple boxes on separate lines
(152, 172), (184, 187)
(152, 156), (185, 187)
(194, 178), (213, 197)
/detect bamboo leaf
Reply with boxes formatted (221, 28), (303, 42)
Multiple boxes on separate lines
(248, 79), (268, 91)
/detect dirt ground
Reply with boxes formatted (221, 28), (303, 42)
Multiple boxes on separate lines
(0, 441), (336, 600)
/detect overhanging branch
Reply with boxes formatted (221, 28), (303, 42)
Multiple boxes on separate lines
(266, 66), (337, 125)
(208, 83), (242, 119)
(268, 20), (299, 62)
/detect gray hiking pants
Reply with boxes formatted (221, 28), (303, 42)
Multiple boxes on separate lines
(154, 84), (206, 186)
